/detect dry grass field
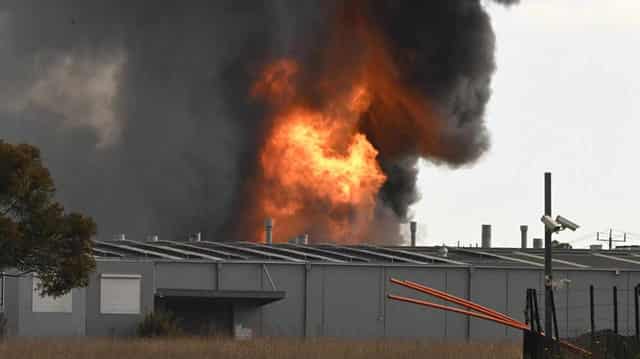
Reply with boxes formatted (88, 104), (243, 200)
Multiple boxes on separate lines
(0, 337), (521, 359)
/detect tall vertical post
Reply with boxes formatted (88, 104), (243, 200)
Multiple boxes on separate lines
(590, 285), (595, 337)
(544, 172), (553, 337)
(410, 221), (417, 247)
(613, 286), (619, 335)
(635, 284), (639, 342)
(550, 289), (559, 339)
(264, 217), (273, 244)
(609, 228), (613, 250)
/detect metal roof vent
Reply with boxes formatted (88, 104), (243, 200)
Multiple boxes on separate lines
(481, 224), (491, 248)
(264, 218), (273, 244)
(288, 234), (308, 245)
(438, 246), (449, 257)
(533, 238), (543, 249)
(113, 234), (126, 241)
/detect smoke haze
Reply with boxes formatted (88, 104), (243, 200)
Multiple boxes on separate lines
(0, 0), (515, 243)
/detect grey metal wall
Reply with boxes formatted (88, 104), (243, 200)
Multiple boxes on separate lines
(5, 260), (640, 340)
(17, 276), (86, 336)
(3, 276), (19, 336)
(85, 260), (155, 336)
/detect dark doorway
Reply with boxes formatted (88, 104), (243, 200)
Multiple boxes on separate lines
(155, 297), (233, 336)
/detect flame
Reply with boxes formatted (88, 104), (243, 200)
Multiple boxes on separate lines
(244, 1), (442, 244)
(254, 69), (386, 243)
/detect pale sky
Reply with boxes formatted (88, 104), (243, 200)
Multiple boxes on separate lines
(411, 0), (640, 248)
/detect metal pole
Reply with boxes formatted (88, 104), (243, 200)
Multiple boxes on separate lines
(613, 286), (619, 335)
(635, 284), (639, 342)
(533, 288), (542, 334)
(410, 221), (417, 247)
(590, 285), (595, 337)
(544, 172), (553, 337)
(550, 289), (559, 339)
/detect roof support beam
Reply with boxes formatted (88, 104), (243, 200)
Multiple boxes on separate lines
(282, 244), (370, 262)
(365, 246), (469, 266)
(514, 251), (590, 268)
(322, 245), (424, 264)
(246, 243), (345, 263)
(595, 252), (640, 265)
(452, 248), (544, 268)
(95, 241), (182, 260)
(201, 241), (304, 262)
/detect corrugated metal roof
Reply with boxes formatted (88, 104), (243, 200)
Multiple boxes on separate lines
(92, 240), (640, 270)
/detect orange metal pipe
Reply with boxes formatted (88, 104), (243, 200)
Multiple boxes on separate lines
(394, 278), (517, 324)
(390, 279), (592, 356)
(388, 294), (529, 331)
(389, 294), (591, 356)
(404, 280), (520, 325)
(390, 278), (520, 325)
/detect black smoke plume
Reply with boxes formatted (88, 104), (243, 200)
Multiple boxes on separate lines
(0, 0), (515, 242)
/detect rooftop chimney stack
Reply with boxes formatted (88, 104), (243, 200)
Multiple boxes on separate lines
(265, 217), (273, 244)
(520, 225), (528, 249)
(481, 224), (492, 248)
(410, 221), (417, 247)
(533, 237), (543, 249)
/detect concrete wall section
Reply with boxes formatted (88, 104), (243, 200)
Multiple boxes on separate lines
(85, 260), (154, 336)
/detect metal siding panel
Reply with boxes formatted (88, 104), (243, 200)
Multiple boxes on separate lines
(563, 271), (612, 338)
(218, 263), (262, 291)
(4, 276), (19, 336)
(260, 264), (305, 337)
(444, 269), (469, 340)
(505, 269), (541, 340)
(305, 265), (324, 337)
(156, 263), (216, 290)
(17, 276), (80, 336)
(323, 266), (383, 338)
(553, 271), (570, 339)
(469, 269), (508, 340)
(85, 261), (154, 336)
(384, 268), (446, 339)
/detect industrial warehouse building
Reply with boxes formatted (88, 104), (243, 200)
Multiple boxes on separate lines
(2, 238), (640, 340)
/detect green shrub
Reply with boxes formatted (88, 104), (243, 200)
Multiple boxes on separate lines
(136, 311), (182, 338)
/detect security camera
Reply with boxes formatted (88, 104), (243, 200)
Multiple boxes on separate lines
(555, 215), (579, 231)
(541, 215), (561, 232)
